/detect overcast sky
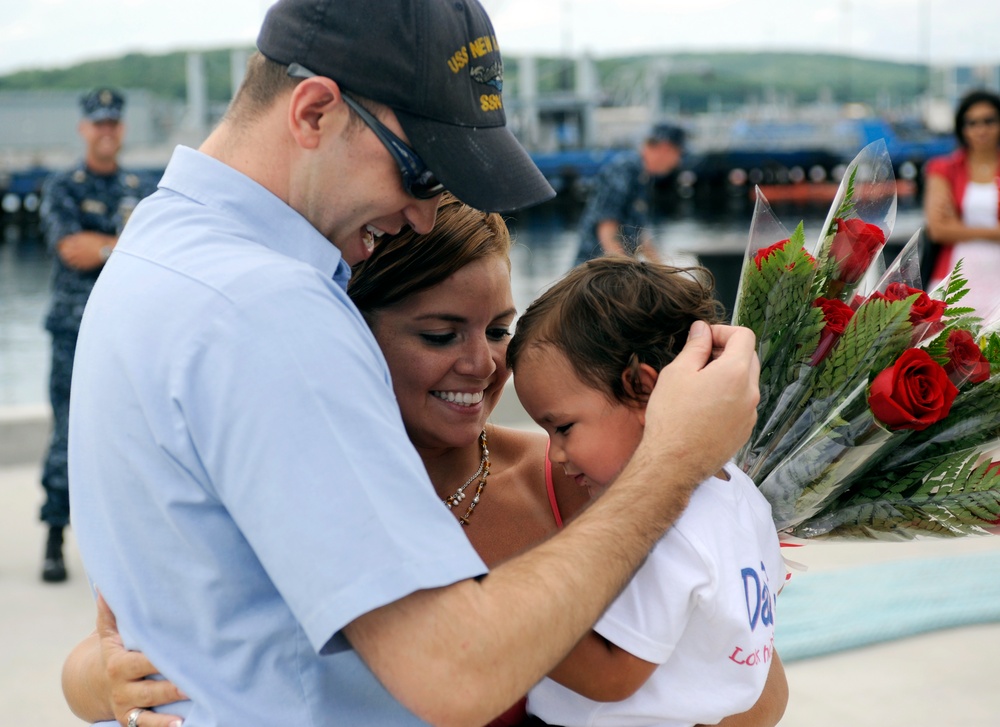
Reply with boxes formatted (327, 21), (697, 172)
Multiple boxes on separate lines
(2, 0), (998, 76)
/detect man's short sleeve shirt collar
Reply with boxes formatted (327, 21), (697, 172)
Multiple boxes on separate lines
(158, 146), (350, 286)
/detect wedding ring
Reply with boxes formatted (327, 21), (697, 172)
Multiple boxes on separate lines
(127, 708), (146, 727)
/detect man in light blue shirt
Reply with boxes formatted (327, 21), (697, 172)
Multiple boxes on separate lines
(74, 144), (479, 725)
(67, 1), (763, 725)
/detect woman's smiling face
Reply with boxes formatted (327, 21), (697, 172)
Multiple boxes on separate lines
(369, 254), (515, 452)
(961, 100), (1000, 152)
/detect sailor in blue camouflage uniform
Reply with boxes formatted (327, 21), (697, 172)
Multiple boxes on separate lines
(37, 87), (156, 582)
(573, 123), (685, 267)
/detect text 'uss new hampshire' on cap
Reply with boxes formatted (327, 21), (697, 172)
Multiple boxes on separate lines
(256, 0), (555, 213)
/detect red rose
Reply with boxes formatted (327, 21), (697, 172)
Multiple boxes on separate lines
(830, 218), (885, 284)
(754, 239), (789, 270)
(813, 297), (854, 336)
(944, 329), (991, 385)
(753, 238), (815, 271)
(810, 297), (855, 365)
(868, 348), (958, 431)
(871, 283), (946, 335)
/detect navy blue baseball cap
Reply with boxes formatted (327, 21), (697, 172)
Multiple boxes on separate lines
(257, 0), (555, 213)
(80, 87), (125, 122)
(648, 123), (686, 148)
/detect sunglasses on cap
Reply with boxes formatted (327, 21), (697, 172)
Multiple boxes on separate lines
(287, 63), (445, 200)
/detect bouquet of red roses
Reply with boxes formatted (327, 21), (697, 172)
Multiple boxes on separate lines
(732, 140), (1000, 540)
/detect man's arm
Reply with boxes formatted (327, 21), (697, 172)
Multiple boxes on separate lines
(39, 173), (117, 270)
(57, 231), (117, 271)
(636, 231), (663, 263)
(597, 222), (660, 261)
(595, 219), (628, 256)
(345, 322), (760, 727)
(923, 175), (1000, 244)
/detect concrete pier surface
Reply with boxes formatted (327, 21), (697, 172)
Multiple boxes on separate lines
(2, 400), (999, 726)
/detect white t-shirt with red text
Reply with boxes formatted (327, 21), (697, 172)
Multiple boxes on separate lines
(527, 463), (784, 727)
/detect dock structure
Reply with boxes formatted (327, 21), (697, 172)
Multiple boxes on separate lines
(0, 51), (244, 211)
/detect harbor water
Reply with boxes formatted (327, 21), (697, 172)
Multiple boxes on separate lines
(0, 194), (926, 409)
(0, 217), (49, 408)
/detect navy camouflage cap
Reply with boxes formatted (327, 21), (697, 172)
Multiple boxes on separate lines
(80, 87), (125, 122)
(647, 123), (686, 149)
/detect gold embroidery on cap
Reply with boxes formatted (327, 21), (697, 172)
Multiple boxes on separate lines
(448, 35), (499, 74)
(448, 46), (469, 74)
(480, 94), (503, 111)
(468, 35), (497, 59)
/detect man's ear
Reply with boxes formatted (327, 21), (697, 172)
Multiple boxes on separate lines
(621, 362), (659, 425)
(287, 77), (346, 150)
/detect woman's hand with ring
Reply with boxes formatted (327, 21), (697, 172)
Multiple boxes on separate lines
(98, 595), (186, 727)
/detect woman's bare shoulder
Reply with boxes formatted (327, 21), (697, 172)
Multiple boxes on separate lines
(464, 426), (555, 564)
(487, 425), (546, 463)
(488, 425), (590, 523)
(487, 426), (548, 488)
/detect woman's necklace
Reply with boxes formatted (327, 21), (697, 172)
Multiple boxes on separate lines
(443, 428), (490, 526)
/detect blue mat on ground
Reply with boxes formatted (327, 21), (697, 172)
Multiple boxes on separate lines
(774, 550), (1000, 662)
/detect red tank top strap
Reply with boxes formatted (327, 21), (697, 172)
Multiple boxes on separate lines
(545, 439), (564, 529)
(484, 696), (528, 727)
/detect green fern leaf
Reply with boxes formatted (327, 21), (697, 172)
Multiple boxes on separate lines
(832, 166), (859, 222)
(792, 450), (1000, 539)
(812, 298), (912, 401)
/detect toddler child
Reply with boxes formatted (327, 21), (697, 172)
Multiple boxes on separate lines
(507, 257), (785, 727)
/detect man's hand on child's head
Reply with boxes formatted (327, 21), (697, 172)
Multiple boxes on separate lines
(703, 324), (761, 417)
(639, 322), (760, 485)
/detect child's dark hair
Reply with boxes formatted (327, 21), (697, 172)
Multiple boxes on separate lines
(507, 258), (723, 404)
